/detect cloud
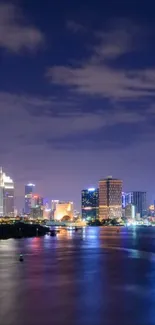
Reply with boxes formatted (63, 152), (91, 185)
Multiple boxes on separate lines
(47, 20), (155, 99)
(0, 91), (150, 153)
(47, 64), (155, 99)
(0, 3), (44, 53)
(67, 21), (86, 33)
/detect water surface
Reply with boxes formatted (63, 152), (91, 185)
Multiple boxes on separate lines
(0, 226), (155, 325)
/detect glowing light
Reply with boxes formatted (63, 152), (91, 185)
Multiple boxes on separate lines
(88, 188), (95, 191)
(27, 183), (35, 186)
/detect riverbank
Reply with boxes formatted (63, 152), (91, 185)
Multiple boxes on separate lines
(0, 222), (49, 239)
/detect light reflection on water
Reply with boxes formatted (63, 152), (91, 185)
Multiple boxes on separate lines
(1, 227), (155, 325)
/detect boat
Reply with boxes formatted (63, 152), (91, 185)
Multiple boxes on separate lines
(19, 254), (24, 262)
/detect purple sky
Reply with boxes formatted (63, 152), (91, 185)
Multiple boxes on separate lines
(1, 1), (155, 210)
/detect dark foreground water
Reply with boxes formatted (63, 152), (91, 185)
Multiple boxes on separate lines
(1, 226), (155, 325)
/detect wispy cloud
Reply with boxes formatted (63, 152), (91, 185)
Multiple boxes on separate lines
(0, 91), (151, 153)
(0, 3), (44, 53)
(47, 20), (154, 99)
(66, 21), (86, 33)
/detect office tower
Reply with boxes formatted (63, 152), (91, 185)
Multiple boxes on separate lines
(25, 183), (35, 214)
(3, 175), (14, 216)
(122, 192), (132, 208)
(81, 188), (99, 220)
(51, 200), (59, 219)
(30, 194), (43, 219)
(30, 206), (43, 219)
(54, 201), (74, 221)
(0, 168), (3, 215)
(131, 191), (146, 218)
(51, 200), (59, 211)
(31, 194), (43, 208)
(0, 167), (14, 216)
(99, 176), (122, 219)
(125, 204), (136, 219)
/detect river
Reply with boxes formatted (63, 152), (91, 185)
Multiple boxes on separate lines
(0, 226), (155, 325)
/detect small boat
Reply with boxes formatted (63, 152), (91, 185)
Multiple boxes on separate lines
(19, 254), (24, 262)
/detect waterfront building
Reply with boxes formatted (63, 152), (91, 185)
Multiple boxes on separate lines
(122, 192), (132, 208)
(25, 183), (35, 214)
(81, 188), (99, 220)
(51, 200), (59, 219)
(0, 167), (14, 216)
(54, 201), (74, 221)
(99, 176), (122, 219)
(125, 204), (136, 219)
(131, 191), (147, 218)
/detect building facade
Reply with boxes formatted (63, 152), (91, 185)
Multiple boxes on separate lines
(81, 188), (99, 220)
(0, 168), (14, 216)
(30, 207), (43, 219)
(30, 194), (44, 219)
(122, 192), (132, 208)
(125, 204), (136, 219)
(25, 183), (35, 214)
(51, 200), (59, 219)
(99, 176), (122, 219)
(131, 191), (147, 218)
(31, 194), (43, 208)
(54, 201), (74, 221)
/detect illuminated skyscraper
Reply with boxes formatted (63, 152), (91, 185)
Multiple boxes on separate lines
(0, 168), (3, 215)
(131, 191), (146, 218)
(81, 188), (99, 220)
(25, 183), (35, 214)
(30, 194), (43, 219)
(122, 192), (132, 208)
(51, 200), (59, 219)
(31, 194), (43, 208)
(0, 167), (14, 216)
(99, 176), (122, 219)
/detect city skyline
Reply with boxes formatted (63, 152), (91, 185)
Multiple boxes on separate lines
(0, 167), (150, 215)
(1, 1), (155, 210)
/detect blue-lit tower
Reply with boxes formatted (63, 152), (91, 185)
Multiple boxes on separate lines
(81, 188), (99, 220)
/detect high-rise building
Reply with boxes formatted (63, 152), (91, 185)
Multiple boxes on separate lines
(0, 168), (14, 216)
(81, 188), (99, 220)
(25, 183), (35, 214)
(54, 201), (74, 221)
(125, 204), (136, 219)
(31, 194), (43, 208)
(122, 192), (132, 208)
(30, 194), (43, 219)
(51, 200), (59, 220)
(3, 176), (14, 216)
(99, 176), (122, 219)
(131, 191), (146, 218)
(30, 207), (43, 219)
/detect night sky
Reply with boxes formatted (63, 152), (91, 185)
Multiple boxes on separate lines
(1, 0), (155, 211)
